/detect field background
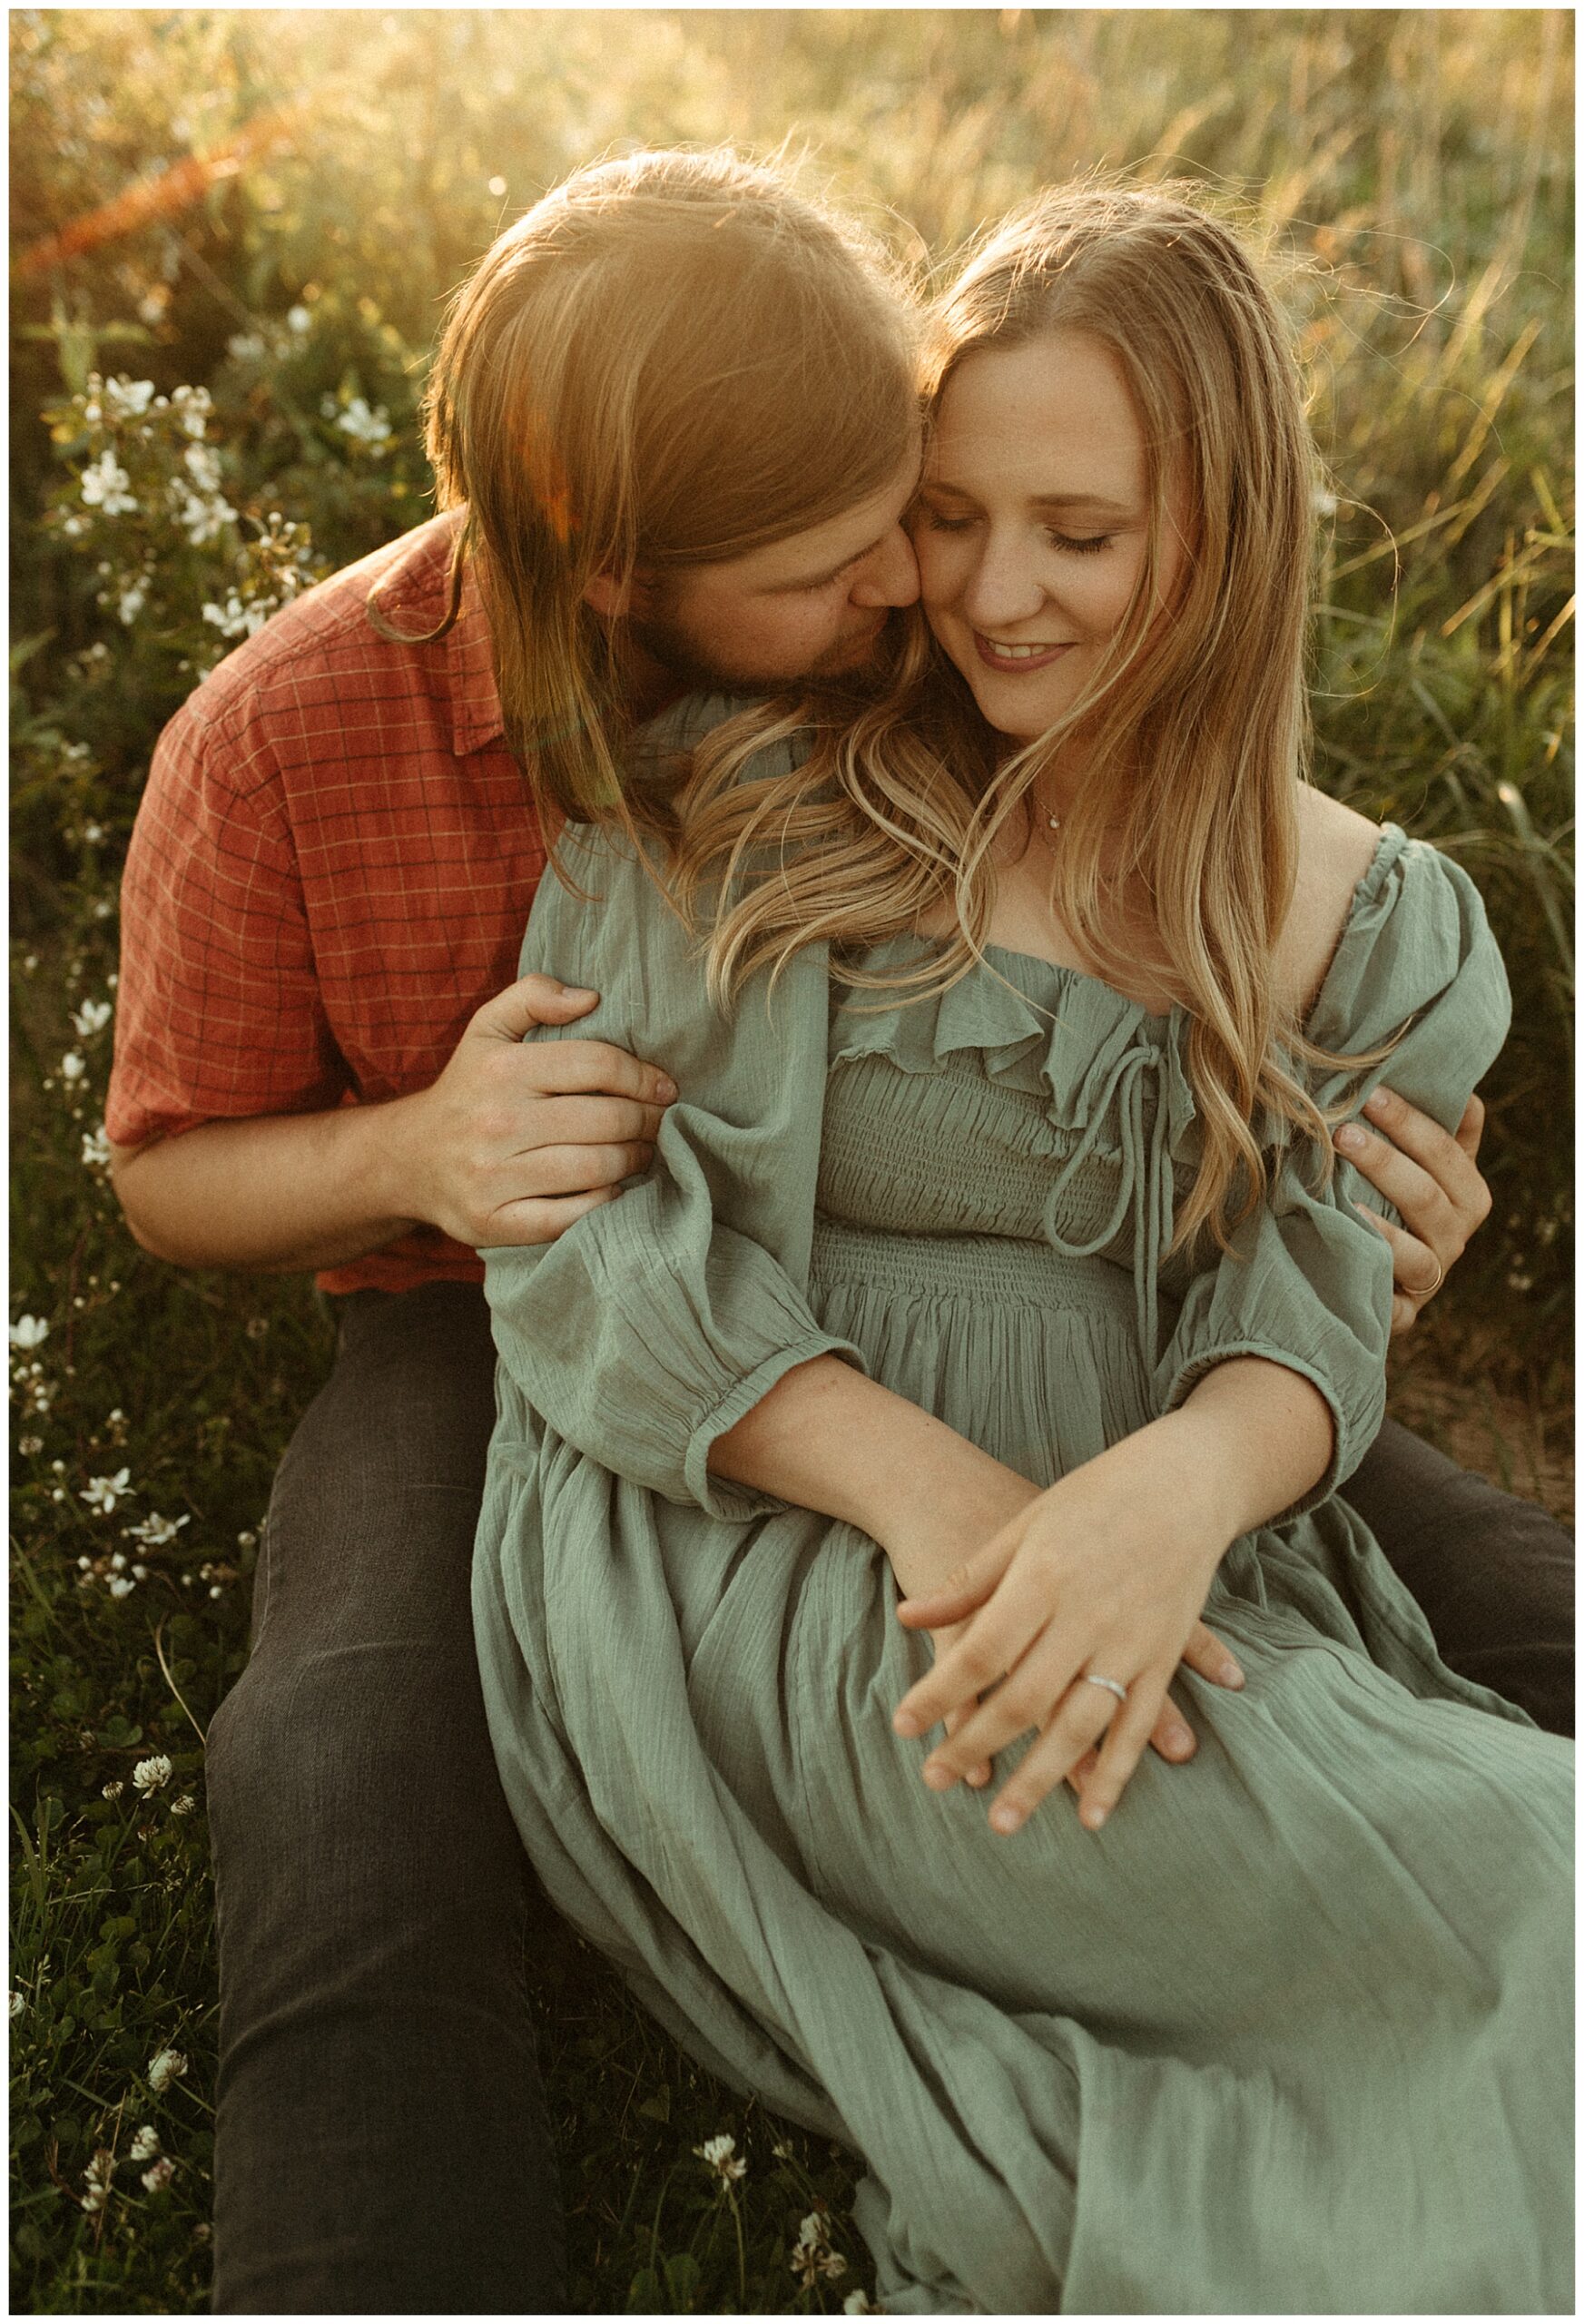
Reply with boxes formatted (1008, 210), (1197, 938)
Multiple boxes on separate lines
(10, 8), (1573, 2312)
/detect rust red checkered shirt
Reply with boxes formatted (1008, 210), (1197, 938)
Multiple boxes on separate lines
(108, 512), (551, 1295)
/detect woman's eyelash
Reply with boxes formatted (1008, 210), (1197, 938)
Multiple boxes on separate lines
(920, 509), (1116, 556)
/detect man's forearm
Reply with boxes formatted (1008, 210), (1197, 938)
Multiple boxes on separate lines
(110, 1101), (419, 1275)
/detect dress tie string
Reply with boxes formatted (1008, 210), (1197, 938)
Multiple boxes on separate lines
(1038, 1037), (1179, 1367)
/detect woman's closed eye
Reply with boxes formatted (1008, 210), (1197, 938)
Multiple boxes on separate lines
(1047, 529), (1115, 556)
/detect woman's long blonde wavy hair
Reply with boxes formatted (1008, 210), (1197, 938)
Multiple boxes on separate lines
(369, 146), (918, 822)
(655, 181), (1373, 1257)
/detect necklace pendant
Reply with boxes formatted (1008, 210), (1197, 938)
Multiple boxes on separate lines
(1047, 813), (1061, 832)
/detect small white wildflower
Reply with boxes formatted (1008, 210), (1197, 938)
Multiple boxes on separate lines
(19, 1433), (43, 1455)
(84, 821), (106, 844)
(183, 441), (223, 494)
(60, 1049), (86, 1084)
(141, 2154), (175, 2194)
(791, 2211), (848, 2290)
(147, 2045), (188, 2093)
(82, 1126), (113, 1169)
(287, 303), (311, 334)
(8, 1989), (24, 2020)
(10, 1315), (49, 1349)
(80, 1468), (133, 1513)
(116, 582), (148, 625)
(138, 290), (168, 326)
(103, 377), (156, 419)
(81, 2149), (114, 2212)
(110, 1551), (127, 1571)
(80, 451), (137, 515)
(131, 1563), (149, 1581)
(336, 396), (392, 448)
(171, 1793), (196, 1817)
(125, 1511), (189, 1547)
(93, 899), (115, 920)
(694, 2132), (747, 2183)
(172, 383), (212, 438)
(108, 1575), (136, 1599)
(103, 1779), (124, 1799)
(71, 998), (113, 1039)
(843, 2293), (882, 2315)
(133, 1755), (173, 1794)
(129, 2124), (161, 2162)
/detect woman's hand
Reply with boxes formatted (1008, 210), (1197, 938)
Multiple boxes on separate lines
(890, 1412), (1245, 1836)
(1334, 1087), (1491, 1335)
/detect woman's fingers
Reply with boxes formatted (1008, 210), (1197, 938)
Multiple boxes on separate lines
(895, 1530), (1018, 1630)
(986, 1678), (1140, 1835)
(919, 1625), (1073, 1788)
(1176, 1620), (1245, 1691)
(1072, 1668), (1174, 1831)
(893, 1580), (1044, 1739)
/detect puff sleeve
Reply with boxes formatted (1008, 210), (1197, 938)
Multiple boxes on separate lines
(481, 696), (863, 1521)
(1153, 830), (1511, 1514)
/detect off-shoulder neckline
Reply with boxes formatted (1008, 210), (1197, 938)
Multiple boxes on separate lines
(869, 822), (1412, 1033)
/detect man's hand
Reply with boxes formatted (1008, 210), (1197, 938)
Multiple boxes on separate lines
(381, 974), (676, 1248)
(1333, 1088), (1491, 1336)
(109, 972), (676, 1275)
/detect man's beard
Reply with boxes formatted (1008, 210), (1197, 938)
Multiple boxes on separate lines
(625, 604), (896, 702)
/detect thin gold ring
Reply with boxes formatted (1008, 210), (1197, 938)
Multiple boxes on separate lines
(1414, 1253), (1446, 1301)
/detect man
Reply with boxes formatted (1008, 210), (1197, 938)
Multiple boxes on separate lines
(106, 149), (1570, 2313)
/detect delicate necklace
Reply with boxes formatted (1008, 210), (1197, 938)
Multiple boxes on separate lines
(1032, 794), (1062, 848)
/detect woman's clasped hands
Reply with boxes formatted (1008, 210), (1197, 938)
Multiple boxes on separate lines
(891, 1414), (1247, 1837)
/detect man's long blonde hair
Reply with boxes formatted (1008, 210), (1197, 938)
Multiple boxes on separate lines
(659, 182), (1365, 1256)
(370, 147), (918, 821)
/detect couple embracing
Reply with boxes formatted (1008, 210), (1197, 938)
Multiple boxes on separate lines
(108, 149), (1570, 2312)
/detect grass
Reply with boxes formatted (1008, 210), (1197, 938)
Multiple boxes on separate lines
(10, 8), (1573, 2310)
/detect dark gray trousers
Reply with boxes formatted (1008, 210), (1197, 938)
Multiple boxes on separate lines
(204, 1278), (1572, 2312)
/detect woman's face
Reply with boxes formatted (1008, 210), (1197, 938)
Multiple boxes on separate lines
(914, 329), (1183, 745)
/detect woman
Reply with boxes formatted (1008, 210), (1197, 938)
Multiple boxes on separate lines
(472, 185), (1571, 2311)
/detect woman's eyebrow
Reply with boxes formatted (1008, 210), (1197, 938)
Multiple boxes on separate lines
(1029, 491), (1135, 519)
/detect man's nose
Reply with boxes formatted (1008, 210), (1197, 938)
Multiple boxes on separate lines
(851, 524), (920, 610)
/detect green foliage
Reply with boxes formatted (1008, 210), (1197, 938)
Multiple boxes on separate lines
(10, 7), (1573, 2310)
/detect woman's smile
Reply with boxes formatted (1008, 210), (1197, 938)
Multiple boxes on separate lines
(973, 632), (1076, 672)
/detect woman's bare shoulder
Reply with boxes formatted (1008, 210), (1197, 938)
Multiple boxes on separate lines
(1278, 787), (1384, 1017)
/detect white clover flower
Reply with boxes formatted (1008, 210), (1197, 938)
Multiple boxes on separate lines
(18, 1434), (43, 1456)
(82, 1126), (113, 1169)
(104, 377), (156, 420)
(142, 2155), (175, 2193)
(171, 1793), (196, 1817)
(791, 2211), (848, 2289)
(81, 2149), (114, 2212)
(9, 1989), (25, 2020)
(694, 2132), (747, 2183)
(129, 2124), (161, 2162)
(108, 1575), (136, 1599)
(336, 396), (392, 448)
(843, 2293), (882, 2314)
(147, 2045), (188, 2093)
(125, 1511), (189, 1547)
(133, 1755), (173, 1794)
(80, 451), (137, 515)
(287, 304), (311, 334)
(117, 582), (148, 626)
(103, 1779), (124, 1800)
(71, 998), (113, 1039)
(10, 1315), (49, 1349)
(60, 1050), (86, 1083)
(80, 1468), (133, 1513)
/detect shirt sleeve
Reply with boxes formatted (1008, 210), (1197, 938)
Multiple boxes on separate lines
(106, 691), (349, 1146)
(482, 696), (864, 1521)
(1154, 832), (1512, 1516)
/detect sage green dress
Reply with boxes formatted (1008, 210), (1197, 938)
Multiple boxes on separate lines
(473, 704), (1572, 2313)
